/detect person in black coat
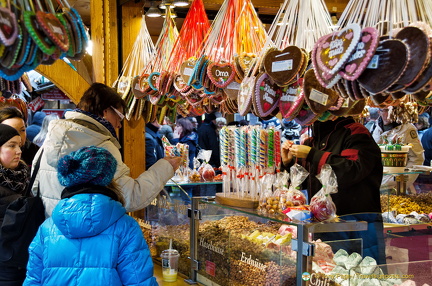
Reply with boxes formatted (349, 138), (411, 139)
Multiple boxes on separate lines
(282, 116), (385, 264)
(197, 112), (220, 168)
(0, 124), (30, 285)
(145, 119), (165, 170)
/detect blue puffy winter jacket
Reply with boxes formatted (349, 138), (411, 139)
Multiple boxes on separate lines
(23, 192), (158, 286)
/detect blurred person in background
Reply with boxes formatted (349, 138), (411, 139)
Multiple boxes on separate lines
(215, 117), (227, 134)
(0, 107), (39, 166)
(172, 118), (199, 203)
(372, 107), (424, 193)
(365, 107), (380, 134)
(26, 112), (46, 142)
(415, 113), (430, 141)
(145, 118), (165, 170)
(158, 116), (174, 144)
(33, 114), (60, 147)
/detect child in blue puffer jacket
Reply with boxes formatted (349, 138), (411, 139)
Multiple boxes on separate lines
(24, 146), (158, 286)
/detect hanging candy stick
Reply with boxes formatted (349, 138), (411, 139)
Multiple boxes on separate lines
(267, 128), (275, 172)
(274, 129), (282, 172)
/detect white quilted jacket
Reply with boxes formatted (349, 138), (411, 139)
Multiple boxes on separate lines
(31, 111), (173, 217)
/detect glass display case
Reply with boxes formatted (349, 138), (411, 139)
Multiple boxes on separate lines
(135, 181), (432, 286)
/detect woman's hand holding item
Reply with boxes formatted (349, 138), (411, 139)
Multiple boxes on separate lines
(282, 140), (295, 166)
(282, 140), (312, 166)
(289, 144), (312, 159)
(164, 156), (182, 171)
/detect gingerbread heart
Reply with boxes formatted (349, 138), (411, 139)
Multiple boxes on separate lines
(279, 81), (304, 120)
(24, 11), (57, 55)
(207, 61), (235, 88)
(294, 104), (319, 126)
(303, 69), (339, 115)
(224, 80), (241, 100)
(148, 72), (160, 91)
(0, 6), (18, 46)
(263, 45), (304, 86)
(404, 43), (432, 93)
(173, 74), (189, 93)
(316, 23), (361, 76)
(312, 35), (341, 89)
(132, 76), (147, 99)
(357, 39), (409, 94)
(117, 75), (132, 99)
(139, 74), (152, 93)
(392, 26), (430, 88)
(210, 89), (226, 105)
(62, 7), (87, 60)
(179, 58), (197, 85)
(36, 11), (69, 52)
(339, 27), (379, 81)
(252, 73), (281, 117)
(237, 76), (255, 116)
(238, 52), (257, 75)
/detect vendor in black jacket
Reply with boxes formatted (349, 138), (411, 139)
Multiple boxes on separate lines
(282, 116), (385, 264)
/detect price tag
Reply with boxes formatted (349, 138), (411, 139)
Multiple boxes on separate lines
(309, 89), (328, 106)
(272, 59), (293, 72)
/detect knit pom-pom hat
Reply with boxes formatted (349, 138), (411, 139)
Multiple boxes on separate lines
(57, 146), (117, 187)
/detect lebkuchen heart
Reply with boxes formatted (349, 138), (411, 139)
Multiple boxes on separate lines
(303, 69), (339, 115)
(36, 11), (69, 52)
(0, 6), (19, 46)
(252, 72), (282, 118)
(207, 61), (235, 88)
(263, 45), (304, 86)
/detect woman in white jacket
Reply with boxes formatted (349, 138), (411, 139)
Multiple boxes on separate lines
(32, 83), (181, 216)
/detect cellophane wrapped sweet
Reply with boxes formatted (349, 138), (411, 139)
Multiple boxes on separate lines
(286, 163), (308, 206)
(310, 164), (338, 222)
(258, 174), (276, 215)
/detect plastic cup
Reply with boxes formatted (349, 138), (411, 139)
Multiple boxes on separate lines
(161, 249), (179, 282)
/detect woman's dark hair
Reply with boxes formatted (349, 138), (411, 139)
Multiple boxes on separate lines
(176, 117), (194, 138)
(0, 107), (26, 125)
(77, 83), (126, 117)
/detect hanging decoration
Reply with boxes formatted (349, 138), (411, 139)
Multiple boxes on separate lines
(0, 0), (89, 81)
(112, 15), (156, 121)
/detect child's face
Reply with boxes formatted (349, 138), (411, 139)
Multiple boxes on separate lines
(0, 135), (22, 169)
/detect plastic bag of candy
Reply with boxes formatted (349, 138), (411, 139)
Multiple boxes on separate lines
(310, 164), (338, 222)
(287, 163), (308, 206)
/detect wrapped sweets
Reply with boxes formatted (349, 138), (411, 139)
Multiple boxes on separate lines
(286, 163), (308, 206)
(267, 128), (275, 171)
(310, 164), (338, 222)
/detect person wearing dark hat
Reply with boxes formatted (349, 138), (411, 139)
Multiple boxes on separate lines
(0, 124), (30, 285)
(24, 146), (157, 286)
(0, 107), (40, 167)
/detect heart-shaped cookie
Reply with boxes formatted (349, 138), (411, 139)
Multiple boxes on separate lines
(36, 11), (69, 52)
(392, 26), (430, 87)
(207, 61), (235, 88)
(210, 89), (226, 105)
(357, 39), (409, 94)
(132, 76), (147, 99)
(312, 36), (341, 89)
(404, 45), (432, 94)
(237, 76), (255, 116)
(185, 92), (205, 106)
(224, 80), (241, 100)
(294, 104), (319, 126)
(238, 52), (257, 75)
(339, 27), (379, 81)
(173, 74), (189, 93)
(279, 80), (304, 120)
(316, 23), (362, 76)
(263, 45), (304, 86)
(179, 58), (197, 85)
(303, 69), (339, 115)
(24, 11), (57, 55)
(0, 6), (18, 46)
(252, 72), (281, 117)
